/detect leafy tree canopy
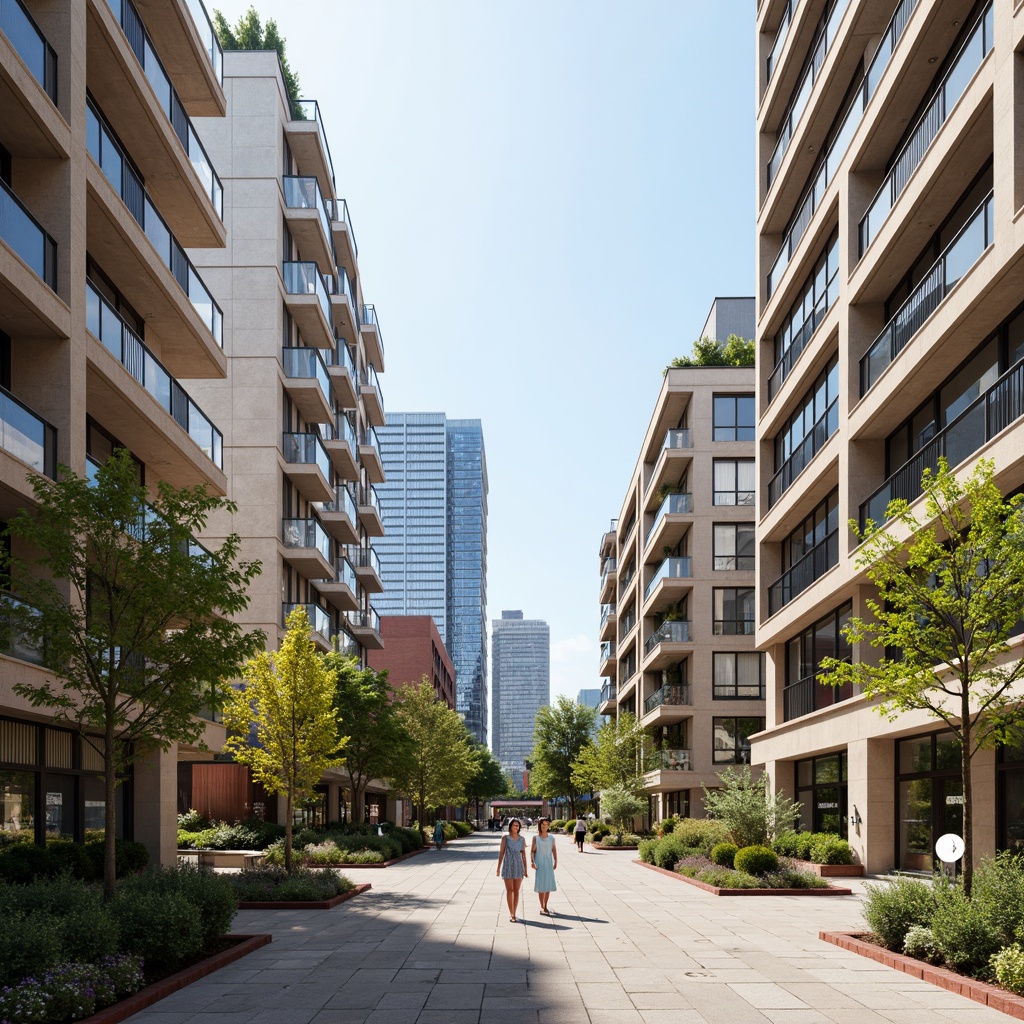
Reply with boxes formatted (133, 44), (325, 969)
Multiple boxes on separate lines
(667, 334), (755, 372)
(571, 711), (648, 797)
(701, 765), (799, 847)
(600, 783), (647, 832)
(465, 744), (509, 802)
(214, 6), (301, 113)
(528, 695), (596, 817)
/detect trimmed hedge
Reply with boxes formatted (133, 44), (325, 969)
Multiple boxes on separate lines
(0, 837), (148, 884)
(733, 845), (778, 876)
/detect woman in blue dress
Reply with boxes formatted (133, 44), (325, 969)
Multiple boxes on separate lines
(496, 817), (528, 922)
(530, 817), (558, 915)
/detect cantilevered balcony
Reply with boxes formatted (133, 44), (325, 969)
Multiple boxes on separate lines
(643, 748), (692, 792)
(282, 602), (331, 646)
(860, 194), (994, 396)
(86, 279), (223, 477)
(283, 175), (333, 271)
(1, 0), (57, 103)
(599, 640), (616, 678)
(768, 398), (838, 508)
(358, 484), (383, 537)
(282, 346), (333, 425)
(360, 363), (385, 428)
(329, 198), (358, 271)
(645, 429), (692, 503)
(0, 384), (56, 478)
(282, 431), (332, 503)
(643, 620), (692, 670)
(321, 414), (358, 480)
(360, 304), (384, 372)
(599, 603), (616, 641)
(316, 484), (359, 545)
(642, 684), (692, 726)
(280, 517), (332, 580)
(599, 557), (617, 603)
(282, 261), (333, 349)
(287, 99), (335, 198)
(768, 529), (838, 615)
(326, 339), (358, 409)
(329, 267), (357, 343)
(358, 426), (385, 484)
(645, 492), (693, 553)
(313, 556), (359, 611)
(347, 606), (383, 649)
(644, 557), (692, 611)
(349, 545), (382, 593)
(1, 177), (56, 292)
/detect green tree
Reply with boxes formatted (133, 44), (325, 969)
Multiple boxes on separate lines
(223, 607), (344, 873)
(600, 784), (647, 833)
(571, 711), (648, 797)
(702, 765), (800, 847)
(390, 680), (478, 821)
(465, 744), (508, 810)
(2, 450), (263, 897)
(214, 6), (301, 114)
(667, 333), (755, 372)
(529, 696), (596, 817)
(821, 458), (1024, 896)
(326, 653), (410, 824)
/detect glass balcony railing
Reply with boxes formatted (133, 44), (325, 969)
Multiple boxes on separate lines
(348, 607), (380, 634)
(1, 0), (57, 101)
(281, 517), (331, 563)
(644, 620), (691, 654)
(290, 99), (335, 189)
(0, 177), (57, 289)
(330, 267), (356, 309)
(646, 493), (693, 542)
(334, 556), (357, 593)
(768, 528), (838, 614)
(283, 175), (332, 248)
(662, 428), (692, 452)
(182, 0), (222, 83)
(600, 681), (616, 705)
(329, 198), (358, 257)
(600, 603), (615, 630)
(0, 591), (44, 664)
(765, 0), (796, 85)
(864, 0), (919, 100)
(317, 483), (358, 522)
(358, 483), (380, 514)
(861, 355), (1024, 529)
(321, 413), (357, 457)
(361, 303), (384, 351)
(645, 748), (691, 772)
(86, 280), (223, 468)
(644, 557), (692, 600)
(104, 0), (223, 217)
(326, 337), (357, 377)
(619, 564), (635, 593)
(599, 640), (616, 664)
(359, 425), (380, 457)
(644, 683), (691, 715)
(361, 363), (384, 406)
(86, 100), (223, 346)
(860, 193), (994, 395)
(768, 397), (838, 507)
(282, 431), (331, 480)
(282, 346), (331, 406)
(0, 383), (56, 477)
(282, 261), (332, 330)
(767, 0), (851, 187)
(349, 546), (381, 575)
(282, 601), (331, 638)
(860, 3), (992, 257)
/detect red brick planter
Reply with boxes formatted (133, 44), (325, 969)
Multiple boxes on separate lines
(591, 843), (639, 850)
(635, 859), (853, 895)
(340, 846), (431, 868)
(79, 934), (271, 1024)
(237, 881), (371, 909)
(790, 859), (864, 877)
(821, 931), (1024, 1020)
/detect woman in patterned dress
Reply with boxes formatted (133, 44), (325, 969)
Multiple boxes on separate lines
(496, 817), (528, 922)
(531, 817), (558, 915)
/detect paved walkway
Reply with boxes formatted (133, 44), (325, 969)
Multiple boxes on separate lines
(127, 832), (1011, 1024)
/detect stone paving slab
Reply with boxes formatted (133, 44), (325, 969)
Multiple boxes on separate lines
(122, 833), (1014, 1023)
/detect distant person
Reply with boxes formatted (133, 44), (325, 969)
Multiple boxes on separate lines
(531, 817), (558, 915)
(496, 817), (528, 922)
(574, 816), (587, 852)
(433, 820), (444, 851)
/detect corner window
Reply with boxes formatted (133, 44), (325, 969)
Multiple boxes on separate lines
(713, 523), (755, 571)
(713, 395), (755, 442)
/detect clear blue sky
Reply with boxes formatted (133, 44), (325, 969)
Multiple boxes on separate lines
(211, 0), (755, 718)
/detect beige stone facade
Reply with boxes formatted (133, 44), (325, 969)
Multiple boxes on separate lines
(752, 0), (1024, 872)
(0, 0), (229, 864)
(599, 362), (763, 820)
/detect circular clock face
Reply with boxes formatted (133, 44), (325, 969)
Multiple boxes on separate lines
(935, 833), (965, 863)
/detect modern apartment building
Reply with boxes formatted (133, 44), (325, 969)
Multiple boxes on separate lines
(598, 342), (764, 821)
(377, 413), (489, 743)
(491, 610), (549, 788)
(751, 0), (1024, 871)
(1, 0), (228, 864)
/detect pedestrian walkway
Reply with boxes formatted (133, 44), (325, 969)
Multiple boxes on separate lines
(126, 832), (1011, 1023)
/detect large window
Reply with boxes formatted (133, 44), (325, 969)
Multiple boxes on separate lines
(713, 460), (755, 506)
(795, 752), (847, 837)
(713, 395), (755, 442)
(713, 652), (765, 699)
(896, 731), (962, 872)
(713, 718), (764, 764)
(783, 602), (852, 721)
(713, 588), (755, 635)
(999, 739), (1024, 854)
(713, 523), (755, 571)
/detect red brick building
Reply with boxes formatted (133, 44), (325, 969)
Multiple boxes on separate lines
(369, 616), (456, 710)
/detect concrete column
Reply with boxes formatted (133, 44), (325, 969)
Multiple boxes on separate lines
(133, 743), (179, 867)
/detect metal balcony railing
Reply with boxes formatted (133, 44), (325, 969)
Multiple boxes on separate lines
(599, 640), (616, 664)
(329, 198), (358, 256)
(600, 681), (616, 705)
(283, 175), (332, 246)
(645, 748), (691, 772)
(183, 0), (223, 83)
(349, 546), (381, 575)
(644, 620), (691, 654)
(768, 397), (838, 508)
(282, 260), (332, 331)
(358, 483), (380, 513)
(348, 607), (380, 633)
(643, 684), (691, 715)
(318, 484), (358, 522)
(1, 0), (56, 101)
(290, 99), (335, 188)
(765, 0), (796, 85)
(0, 591), (44, 664)
(768, 529), (838, 614)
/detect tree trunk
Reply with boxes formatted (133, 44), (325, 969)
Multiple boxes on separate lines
(962, 704), (974, 898)
(103, 720), (118, 901)
(285, 786), (294, 875)
(353, 780), (366, 824)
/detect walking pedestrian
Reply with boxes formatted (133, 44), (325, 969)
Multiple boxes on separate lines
(496, 817), (528, 922)
(574, 815), (587, 852)
(433, 819), (444, 851)
(530, 817), (557, 915)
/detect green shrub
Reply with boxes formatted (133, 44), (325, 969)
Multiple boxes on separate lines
(653, 835), (692, 871)
(600, 833), (641, 848)
(969, 851), (1024, 946)
(863, 877), (936, 952)
(0, 843), (55, 884)
(932, 880), (1001, 975)
(177, 808), (210, 831)
(451, 821), (473, 837)
(903, 925), (941, 964)
(795, 832), (816, 861)
(588, 822), (612, 840)
(772, 829), (801, 857)
(0, 913), (64, 987)
(343, 850), (385, 864)
(761, 869), (830, 889)
(672, 818), (731, 854)
(384, 825), (423, 852)
(638, 838), (658, 864)
(992, 944), (1024, 994)
(82, 838), (149, 880)
(710, 843), (738, 868)
(658, 816), (679, 837)
(809, 834), (853, 865)
(733, 845), (778, 876)
(550, 820), (566, 831)
(113, 889), (203, 971)
(229, 865), (356, 903)
(697, 867), (763, 889)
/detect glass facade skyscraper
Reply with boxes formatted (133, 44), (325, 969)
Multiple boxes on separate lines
(377, 414), (489, 744)
(491, 611), (550, 786)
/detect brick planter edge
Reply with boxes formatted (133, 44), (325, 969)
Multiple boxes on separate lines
(635, 859), (853, 895)
(237, 881), (372, 910)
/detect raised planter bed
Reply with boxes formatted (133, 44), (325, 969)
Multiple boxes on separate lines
(591, 843), (639, 850)
(821, 931), (1024, 1020)
(78, 934), (271, 1024)
(790, 859), (864, 877)
(237, 881), (371, 910)
(335, 846), (431, 868)
(636, 859), (853, 896)
(177, 849), (264, 869)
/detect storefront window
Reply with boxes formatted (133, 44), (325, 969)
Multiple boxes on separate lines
(998, 740), (1024, 853)
(896, 731), (962, 871)
(795, 752), (847, 836)
(44, 775), (76, 839)
(0, 770), (34, 835)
